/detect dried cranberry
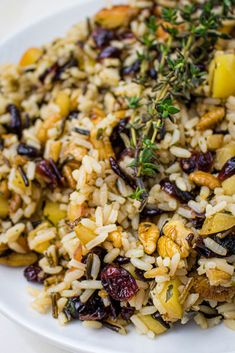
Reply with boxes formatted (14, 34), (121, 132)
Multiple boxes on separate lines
(98, 46), (120, 60)
(7, 104), (22, 138)
(120, 305), (135, 320)
(160, 178), (194, 202)
(92, 27), (114, 48)
(24, 264), (46, 283)
(78, 295), (107, 321)
(101, 264), (138, 301)
(218, 157), (235, 181)
(180, 152), (213, 174)
(109, 157), (136, 189)
(17, 143), (41, 158)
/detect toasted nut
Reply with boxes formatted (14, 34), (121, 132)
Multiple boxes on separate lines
(63, 165), (76, 189)
(162, 220), (192, 258)
(107, 227), (123, 248)
(37, 114), (62, 143)
(197, 107), (225, 131)
(189, 171), (221, 189)
(0, 252), (38, 267)
(48, 141), (62, 162)
(144, 267), (168, 279)
(193, 275), (235, 302)
(206, 134), (223, 151)
(19, 47), (42, 67)
(157, 236), (180, 258)
(9, 193), (22, 213)
(138, 222), (160, 255)
(207, 269), (231, 286)
(55, 91), (70, 117)
(200, 213), (235, 236)
(73, 243), (82, 262)
(95, 5), (138, 29)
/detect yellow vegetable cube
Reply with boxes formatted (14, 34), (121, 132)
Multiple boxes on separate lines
(210, 54), (235, 98)
(138, 315), (167, 335)
(152, 279), (182, 322)
(28, 222), (52, 253)
(222, 175), (235, 196)
(43, 201), (67, 225)
(19, 47), (42, 67)
(0, 196), (9, 219)
(55, 91), (70, 118)
(74, 223), (96, 245)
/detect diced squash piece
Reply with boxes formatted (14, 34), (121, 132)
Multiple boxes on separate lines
(0, 196), (9, 219)
(19, 47), (42, 67)
(215, 142), (235, 169)
(55, 91), (70, 117)
(138, 315), (167, 335)
(0, 252), (37, 267)
(200, 213), (235, 236)
(222, 175), (235, 196)
(43, 201), (67, 225)
(206, 134), (223, 151)
(95, 5), (138, 29)
(157, 279), (182, 321)
(28, 222), (52, 254)
(74, 223), (96, 245)
(210, 53), (235, 98)
(11, 169), (31, 193)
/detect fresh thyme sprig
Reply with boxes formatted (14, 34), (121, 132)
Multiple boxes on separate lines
(124, 0), (234, 206)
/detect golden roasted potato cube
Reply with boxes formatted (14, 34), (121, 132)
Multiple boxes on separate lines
(157, 236), (180, 258)
(138, 222), (160, 255)
(0, 252), (37, 267)
(206, 134), (223, 151)
(215, 142), (235, 169)
(95, 5), (138, 29)
(55, 91), (70, 117)
(152, 279), (182, 322)
(75, 223), (96, 245)
(222, 175), (235, 195)
(200, 213), (235, 236)
(210, 53), (235, 98)
(138, 315), (168, 335)
(0, 196), (9, 219)
(43, 201), (67, 225)
(19, 47), (42, 67)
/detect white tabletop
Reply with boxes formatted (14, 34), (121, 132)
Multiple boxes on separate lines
(0, 2), (81, 352)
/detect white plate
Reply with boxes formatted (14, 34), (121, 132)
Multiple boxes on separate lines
(0, 1), (235, 352)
